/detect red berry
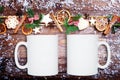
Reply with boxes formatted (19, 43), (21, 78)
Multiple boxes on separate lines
(117, 17), (120, 23)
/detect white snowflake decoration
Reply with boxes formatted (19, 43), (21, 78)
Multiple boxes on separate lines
(5, 16), (19, 29)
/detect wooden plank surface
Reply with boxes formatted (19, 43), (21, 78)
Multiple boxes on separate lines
(0, 0), (120, 79)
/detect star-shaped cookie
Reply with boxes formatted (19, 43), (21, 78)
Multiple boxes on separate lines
(41, 14), (53, 26)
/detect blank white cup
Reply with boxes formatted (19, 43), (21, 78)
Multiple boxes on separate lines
(14, 35), (58, 76)
(67, 35), (111, 76)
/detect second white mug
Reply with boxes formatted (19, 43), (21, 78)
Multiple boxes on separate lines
(67, 34), (111, 76)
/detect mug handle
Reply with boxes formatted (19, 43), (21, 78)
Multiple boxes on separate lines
(14, 42), (28, 69)
(98, 41), (111, 69)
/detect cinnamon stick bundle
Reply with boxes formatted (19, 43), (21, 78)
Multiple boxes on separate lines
(14, 15), (26, 33)
(104, 15), (118, 35)
(50, 13), (63, 32)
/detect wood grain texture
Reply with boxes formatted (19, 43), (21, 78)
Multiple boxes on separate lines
(0, 0), (120, 79)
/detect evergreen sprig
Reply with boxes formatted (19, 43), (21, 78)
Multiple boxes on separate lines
(25, 23), (40, 29)
(113, 23), (120, 27)
(25, 14), (43, 29)
(72, 14), (82, 21)
(112, 23), (120, 34)
(0, 19), (4, 23)
(107, 14), (113, 22)
(64, 18), (79, 34)
(26, 8), (34, 18)
(0, 6), (4, 13)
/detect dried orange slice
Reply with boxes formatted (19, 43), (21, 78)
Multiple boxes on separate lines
(56, 9), (71, 24)
(95, 17), (108, 31)
(22, 25), (32, 35)
(0, 23), (6, 34)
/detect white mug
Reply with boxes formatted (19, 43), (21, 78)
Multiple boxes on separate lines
(14, 35), (58, 76)
(67, 35), (111, 76)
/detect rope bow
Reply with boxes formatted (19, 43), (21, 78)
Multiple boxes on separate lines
(28, 14), (39, 23)
(69, 21), (79, 26)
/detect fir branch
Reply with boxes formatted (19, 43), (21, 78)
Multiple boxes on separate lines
(111, 26), (116, 34)
(0, 6), (4, 13)
(107, 14), (113, 19)
(33, 14), (43, 24)
(0, 19), (4, 23)
(64, 18), (69, 28)
(64, 18), (79, 34)
(111, 23), (120, 34)
(66, 25), (79, 34)
(25, 23), (40, 29)
(26, 8), (34, 18)
(113, 23), (120, 27)
(72, 14), (82, 21)
(25, 14), (43, 29)
(39, 13), (43, 21)
(107, 14), (113, 22)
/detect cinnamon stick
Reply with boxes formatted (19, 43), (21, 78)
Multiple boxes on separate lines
(104, 15), (118, 35)
(50, 13), (63, 32)
(0, 16), (7, 18)
(14, 15), (26, 33)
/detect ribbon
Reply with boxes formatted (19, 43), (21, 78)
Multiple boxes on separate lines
(28, 14), (39, 23)
(69, 20), (79, 26)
